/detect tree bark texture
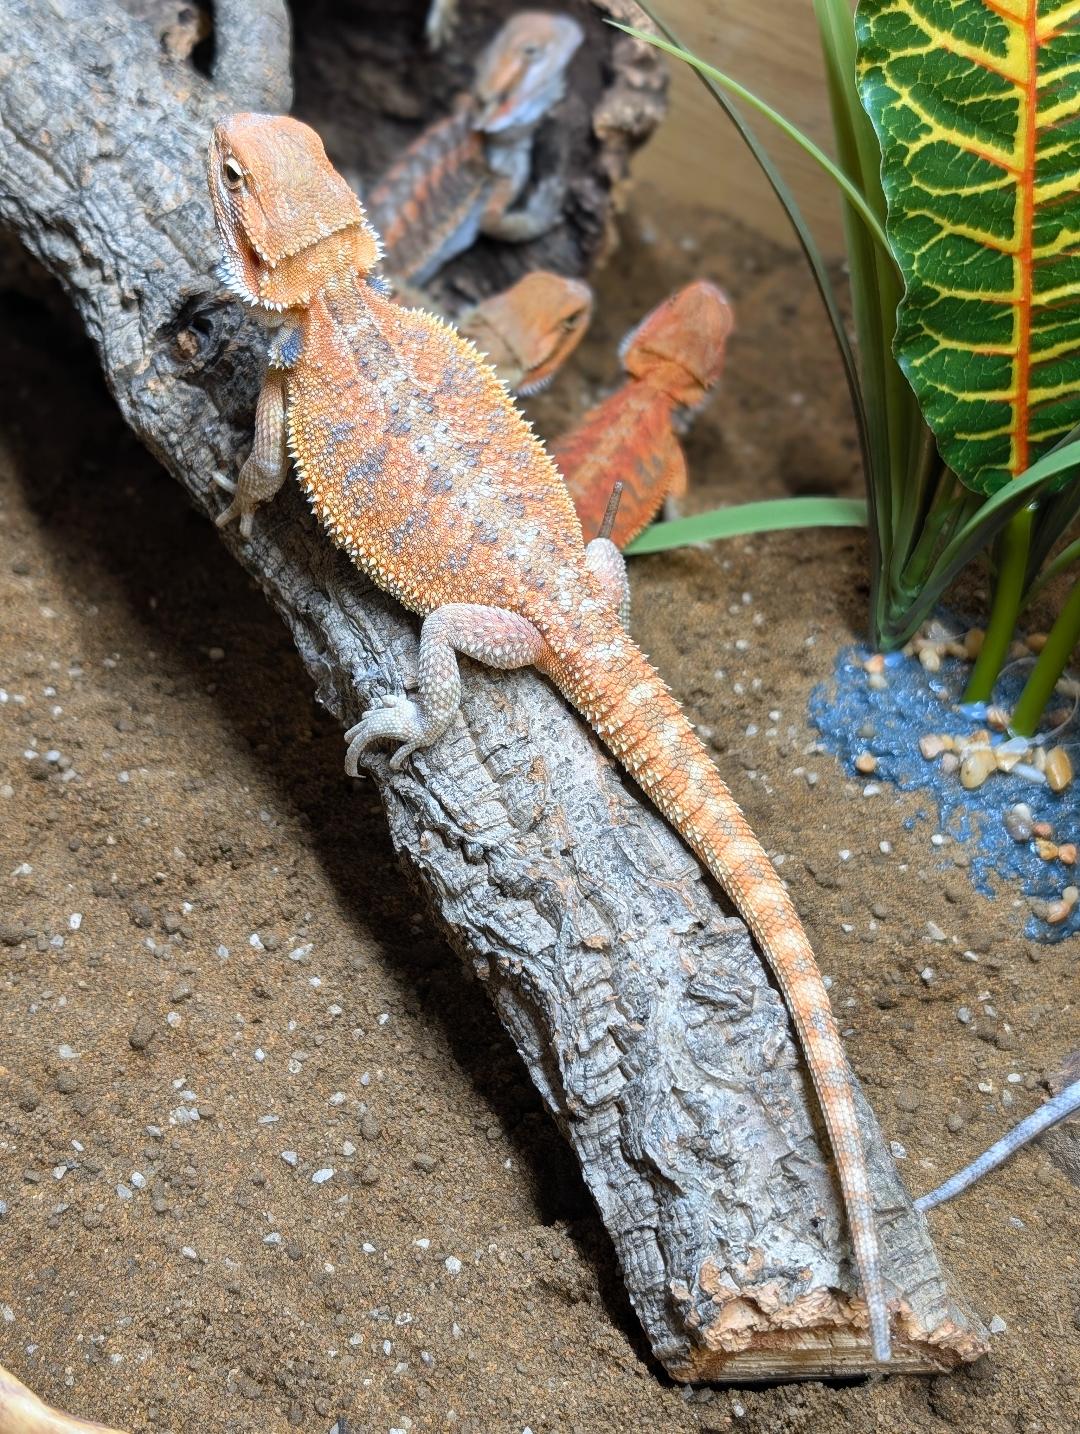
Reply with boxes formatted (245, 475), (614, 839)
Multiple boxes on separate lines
(0, 0), (986, 1381)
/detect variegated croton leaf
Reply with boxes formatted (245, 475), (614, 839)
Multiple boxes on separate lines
(856, 0), (1080, 494)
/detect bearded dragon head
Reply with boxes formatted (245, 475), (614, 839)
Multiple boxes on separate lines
(460, 272), (593, 394)
(472, 12), (584, 134)
(208, 113), (382, 312)
(619, 281), (734, 409)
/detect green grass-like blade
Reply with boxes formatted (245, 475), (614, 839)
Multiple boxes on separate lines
(620, 6), (879, 576)
(625, 497), (868, 555)
(613, 22), (893, 258)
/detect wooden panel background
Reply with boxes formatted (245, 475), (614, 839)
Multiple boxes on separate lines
(632, 0), (850, 256)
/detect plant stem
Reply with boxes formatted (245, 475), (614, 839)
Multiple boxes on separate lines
(1010, 575), (1080, 737)
(963, 508), (1034, 703)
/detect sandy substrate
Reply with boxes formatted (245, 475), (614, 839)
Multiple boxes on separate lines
(1, 189), (1078, 1432)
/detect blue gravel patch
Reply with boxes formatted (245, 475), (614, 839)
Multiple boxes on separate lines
(809, 633), (1080, 943)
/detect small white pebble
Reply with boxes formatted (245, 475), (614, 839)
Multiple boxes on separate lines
(989, 1315), (1007, 1335)
(254, 1048), (265, 1062)
(68, 913), (82, 931)
(889, 1141), (907, 1159)
(181, 1246), (198, 1262)
(312, 1168), (334, 1185)
(444, 1256), (462, 1275)
(281, 1151), (298, 1168)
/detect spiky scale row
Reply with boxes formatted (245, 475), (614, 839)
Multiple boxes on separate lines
(208, 112), (892, 1363)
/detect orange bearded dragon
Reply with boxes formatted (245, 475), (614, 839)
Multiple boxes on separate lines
(208, 113), (892, 1364)
(554, 280), (733, 548)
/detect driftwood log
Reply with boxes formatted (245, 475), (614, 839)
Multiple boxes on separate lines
(0, 0), (985, 1390)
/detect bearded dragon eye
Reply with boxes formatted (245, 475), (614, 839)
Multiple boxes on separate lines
(223, 157), (245, 191)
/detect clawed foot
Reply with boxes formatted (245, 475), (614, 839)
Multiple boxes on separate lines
(345, 694), (428, 775)
(214, 499), (255, 537)
(210, 473), (257, 536)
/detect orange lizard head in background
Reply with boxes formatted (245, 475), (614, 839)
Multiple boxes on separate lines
(472, 11), (584, 133)
(209, 113), (381, 311)
(459, 271), (593, 395)
(619, 279), (734, 409)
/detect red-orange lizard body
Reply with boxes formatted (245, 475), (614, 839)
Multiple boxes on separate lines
(208, 113), (892, 1364)
(554, 281), (733, 547)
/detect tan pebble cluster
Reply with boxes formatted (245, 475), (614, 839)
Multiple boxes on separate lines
(897, 624), (984, 674)
(918, 729), (1074, 793)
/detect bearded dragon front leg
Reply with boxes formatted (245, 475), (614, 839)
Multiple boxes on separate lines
(480, 173), (566, 244)
(345, 605), (551, 774)
(215, 368), (289, 537)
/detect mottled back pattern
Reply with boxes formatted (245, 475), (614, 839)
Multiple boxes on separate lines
(289, 283), (591, 620)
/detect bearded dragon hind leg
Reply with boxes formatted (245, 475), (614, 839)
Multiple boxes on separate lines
(345, 694), (427, 775)
(345, 604), (550, 774)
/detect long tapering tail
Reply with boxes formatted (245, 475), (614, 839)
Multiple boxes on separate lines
(545, 616), (891, 1361)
